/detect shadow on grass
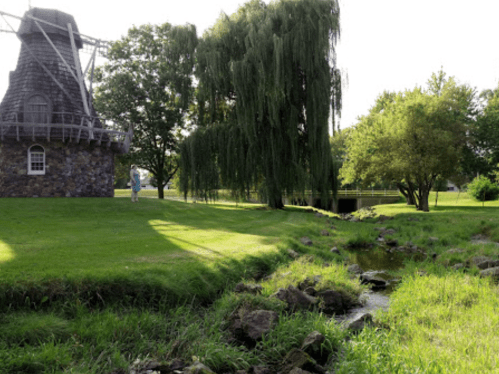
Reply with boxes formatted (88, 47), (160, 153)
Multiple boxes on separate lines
(0, 198), (315, 311)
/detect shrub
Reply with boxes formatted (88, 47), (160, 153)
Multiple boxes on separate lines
(467, 175), (499, 201)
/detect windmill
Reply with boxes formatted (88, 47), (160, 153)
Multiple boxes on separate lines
(0, 8), (133, 198)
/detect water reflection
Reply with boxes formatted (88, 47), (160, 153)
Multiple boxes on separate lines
(349, 247), (405, 271)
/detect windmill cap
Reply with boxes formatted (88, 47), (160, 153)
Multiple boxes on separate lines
(18, 7), (83, 49)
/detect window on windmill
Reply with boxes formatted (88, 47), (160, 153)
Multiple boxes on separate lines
(28, 145), (45, 175)
(26, 95), (49, 124)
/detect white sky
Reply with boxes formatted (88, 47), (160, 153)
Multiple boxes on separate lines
(1, 0), (499, 130)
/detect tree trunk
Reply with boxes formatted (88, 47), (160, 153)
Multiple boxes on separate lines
(397, 182), (417, 206)
(267, 183), (284, 209)
(157, 186), (164, 199)
(157, 175), (165, 199)
(268, 193), (284, 209)
(332, 196), (338, 213)
(417, 187), (431, 212)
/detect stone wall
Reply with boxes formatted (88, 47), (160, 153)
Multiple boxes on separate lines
(0, 139), (114, 197)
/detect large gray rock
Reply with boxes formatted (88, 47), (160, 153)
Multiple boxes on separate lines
(451, 263), (465, 271)
(317, 290), (351, 315)
(470, 256), (491, 265)
(347, 264), (363, 274)
(281, 349), (320, 374)
(289, 368), (312, 374)
(273, 286), (318, 311)
(251, 366), (271, 374)
(300, 237), (313, 246)
(301, 331), (326, 358)
(360, 271), (388, 289)
(183, 361), (216, 374)
(330, 247), (340, 254)
(347, 313), (376, 333)
(480, 266), (499, 279)
(234, 283), (263, 295)
(298, 276), (321, 291)
(287, 248), (300, 259)
(242, 310), (279, 340)
(477, 260), (499, 270)
(129, 360), (170, 374)
(169, 359), (186, 371)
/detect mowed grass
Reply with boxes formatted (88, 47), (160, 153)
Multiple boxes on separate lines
(0, 196), (323, 309)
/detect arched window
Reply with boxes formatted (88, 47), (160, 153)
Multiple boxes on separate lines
(28, 145), (45, 175)
(24, 93), (52, 124)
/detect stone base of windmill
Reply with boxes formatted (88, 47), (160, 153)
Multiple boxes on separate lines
(0, 139), (115, 198)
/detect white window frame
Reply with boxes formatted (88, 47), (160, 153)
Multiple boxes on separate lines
(28, 145), (45, 175)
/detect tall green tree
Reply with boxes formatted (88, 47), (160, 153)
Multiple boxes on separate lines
(93, 23), (197, 198)
(472, 83), (499, 177)
(181, 0), (341, 209)
(340, 73), (470, 212)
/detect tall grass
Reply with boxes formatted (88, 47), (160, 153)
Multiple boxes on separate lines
(336, 274), (499, 373)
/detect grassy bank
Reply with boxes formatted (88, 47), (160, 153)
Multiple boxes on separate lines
(336, 192), (499, 373)
(1, 192), (499, 373)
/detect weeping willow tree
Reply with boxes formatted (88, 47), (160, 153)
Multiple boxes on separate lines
(181, 0), (341, 209)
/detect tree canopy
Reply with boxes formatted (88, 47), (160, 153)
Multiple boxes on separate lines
(340, 71), (471, 212)
(180, 0), (341, 209)
(93, 23), (197, 198)
(472, 83), (499, 177)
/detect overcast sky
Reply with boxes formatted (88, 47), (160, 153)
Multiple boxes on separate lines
(1, 0), (498, 130)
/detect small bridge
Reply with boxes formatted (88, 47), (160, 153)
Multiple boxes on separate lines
(334, 190), (400, 213)
(284, 190), (401, 213)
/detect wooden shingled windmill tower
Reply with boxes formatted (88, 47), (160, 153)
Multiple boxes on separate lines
(0, 8), (132, 197)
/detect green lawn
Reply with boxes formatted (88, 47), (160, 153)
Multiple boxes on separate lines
(0, 196), (331, 308)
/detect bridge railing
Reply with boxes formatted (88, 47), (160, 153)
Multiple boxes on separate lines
(337, 189), (399, 197)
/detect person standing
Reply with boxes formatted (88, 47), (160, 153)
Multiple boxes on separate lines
(130, 164), (141, 202)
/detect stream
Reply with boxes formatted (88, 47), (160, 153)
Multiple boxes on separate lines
(336, 248), (406, 323)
